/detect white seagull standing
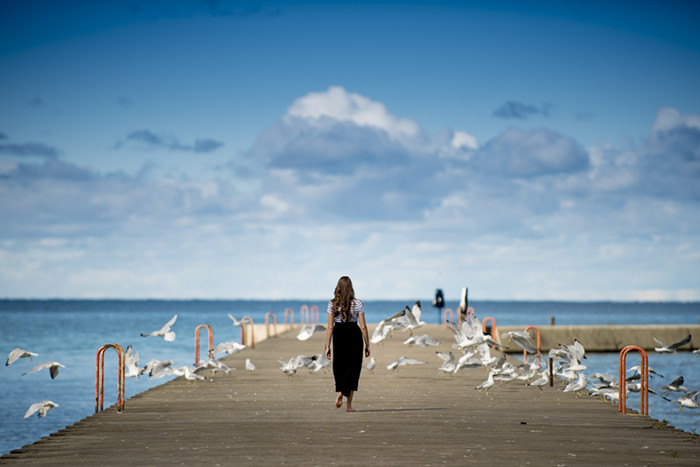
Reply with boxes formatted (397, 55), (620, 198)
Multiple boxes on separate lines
(22, 361), (65, 379)
(365, 356), (376, 372)
(141, 314), (177, 342)
(245, 358), (256, 371)
(24, 400), (59, 419)
(6, 348), (38, 366)
(475, 371), (495, 394)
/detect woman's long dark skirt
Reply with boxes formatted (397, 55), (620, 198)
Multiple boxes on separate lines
(332, 322), (363, 397)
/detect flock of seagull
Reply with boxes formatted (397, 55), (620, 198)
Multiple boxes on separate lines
(6, 313), (257, 420)
(6, 305), (698, 423)
(362, 302), (699, 414)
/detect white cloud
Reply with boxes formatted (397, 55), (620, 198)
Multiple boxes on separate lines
(0, 90), (698, 300)
(287, 85), (420, 139)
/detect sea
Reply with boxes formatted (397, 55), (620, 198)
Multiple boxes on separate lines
(1, 299), (699, 455)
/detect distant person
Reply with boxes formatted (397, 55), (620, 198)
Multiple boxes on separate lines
(324, 276), (371, 412)
(433, 289), (445, 310)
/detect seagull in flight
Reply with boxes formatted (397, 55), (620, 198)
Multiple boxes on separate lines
(653, 334), (691, 353)
(141, 314), (177, 342)
(124, 345), (141, 379)
(403, 334), (440, 347)
(673, 391), (699, 412)
(22, 361), (65, 379)
(387, 356), (425, 371)
(661, 376), (688, 396)
(212, 341), (246, 356)
(296, 323), (326, 341)
(370, 309), (407, 344)
(6, 348), (38, 366)
(24, 400), (59, 419)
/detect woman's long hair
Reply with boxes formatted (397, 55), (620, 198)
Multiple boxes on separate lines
(330, 276), (355, 322)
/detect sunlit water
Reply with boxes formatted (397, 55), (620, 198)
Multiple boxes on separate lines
(1, 299), (698, 455)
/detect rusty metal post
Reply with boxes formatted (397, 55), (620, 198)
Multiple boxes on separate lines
(95, 344), (125, 413)
(619, 345), (649, 415)
(265, 312), (278, 338)
(241, 316), (255, 349)
(195, 324), (214, 366)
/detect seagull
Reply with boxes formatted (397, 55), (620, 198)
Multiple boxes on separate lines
(673, 391), (699, 412)
(24, 400), (59, 419)
(245, 358), (256, 371)
(436, 351), (456, 373)
(626, 365), (663, 378)
(309, 354), (332, 372)
(141, 314), (177, 342)
(6, 348), (38, 366)
(296, 323), (326, 341)
(403, 334), (440, 347)
(563, 373), (588, 395)
(365, 356), (376, 372)
(653, 334), (692, 353)
(196, 359), (231, 374)
(172, 365), (206, 384)
(661, 376), (688, 396)
(22, 361), (65, 379)
(387, 356), (425, 371)
(370, 309), (407, 344)
(527, 371), (549, 391)
(212, 341), (246, 356)
(401, 303), (426, 334)
(228, 313), (243, 326)
(501, 331), (537, 354)
(141, 359), (175, 379)
(124, 345), (141, 379)
(475, 371), (495, 394)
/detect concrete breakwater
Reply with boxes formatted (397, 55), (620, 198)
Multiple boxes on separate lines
(494, 324), (699, 353)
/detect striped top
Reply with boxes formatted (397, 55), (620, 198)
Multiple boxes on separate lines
(327, 298), (365, 323)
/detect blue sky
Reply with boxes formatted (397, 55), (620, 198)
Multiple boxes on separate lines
(1, 0), (699, 301)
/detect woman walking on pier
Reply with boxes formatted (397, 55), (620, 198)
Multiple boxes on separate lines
(325, 276), (371, 412)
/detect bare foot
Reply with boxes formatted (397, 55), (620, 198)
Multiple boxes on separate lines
(335, 393), (343, 408)
(346, 407), (356, 412)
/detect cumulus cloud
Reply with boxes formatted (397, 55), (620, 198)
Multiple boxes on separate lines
(0, 90), (698, 300)
(117, 130), (224, 154)
(470, 127), (589, 177)
(493, 101), (551, 119)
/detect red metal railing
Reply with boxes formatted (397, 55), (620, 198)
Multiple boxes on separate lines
(618, 345), (649, 415)
(309, 305), (319, 323)
(95, 344), (125, 413)
(300, 305), (310, 324)
(442, 308), (454, 328)
(524, 325), (542, 366)
(265, 311), (278, 338)
(284, 307), (295, 329)
(461, 306), (475, 325)
(241, 316), (255, 349)
(195, 324), (213, 365)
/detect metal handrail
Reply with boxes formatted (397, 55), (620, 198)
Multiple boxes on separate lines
(265, 311), (278, 338)
(95, 344), (125, 413)
(300, 305), (310, 324)
(309, 305), (319, 323)
(195, 324), (213, 365)
(284, 307), (295, 329)
(618, 345), (649, 415)
(442, 308), (454, 328)
(241, 316), (255, 349)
